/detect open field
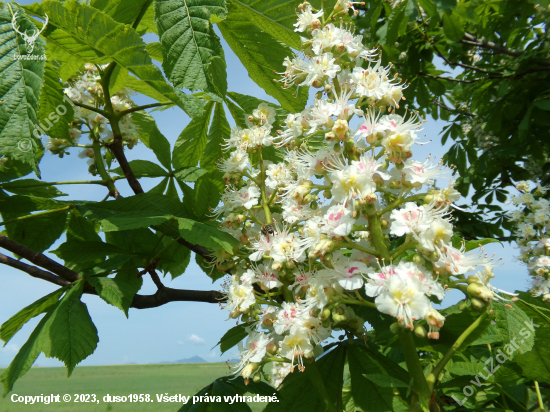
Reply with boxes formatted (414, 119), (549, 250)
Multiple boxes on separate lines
(0, 363), (267, 412)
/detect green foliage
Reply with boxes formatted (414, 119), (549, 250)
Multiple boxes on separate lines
(215, 324), (248, 355)
(27, 0), (199, 117)
(358, 0), (550, 239)
(154, 0), (227, 92)
(0, 4), (45, 173)
(1, 280), (98, 395)
(131, 111), (172, 170)
(217, 3), (308, 112)
(265, 345), (347, 412)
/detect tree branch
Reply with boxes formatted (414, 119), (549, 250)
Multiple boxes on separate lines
(418, 72), (483, 83)
(71, 101), (109, 118)
(432, 99), (475, 117)
(1, 242), (226, 308)
(0, 235), (80, 282)
(106, 138), (144, 194)
(461, 32), (525, 58)
(0, 253), (70, 287)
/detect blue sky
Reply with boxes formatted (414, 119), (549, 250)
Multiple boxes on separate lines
(0, 0), (530, 368)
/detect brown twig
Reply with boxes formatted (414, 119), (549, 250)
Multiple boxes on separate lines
(418, 72), (483, 83)
(0, 253), (70, 287)
(432, 99), (475, 117)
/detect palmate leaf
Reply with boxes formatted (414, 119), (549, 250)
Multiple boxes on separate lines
(0, 179), (67, 198)
(41, 281), (99, 376)
(0, 5), (45, 174)
(1, 281), (98, 395)
(172, 101), (214, 169)
(26, 0), (200, 117)
(230, 0), (302, 49)
(87, 270), (142, 317)
(89, 0), (152, 26)
(4, 208), (69, 253)
(201, 102), (231, 170)
(0, 287), (67, 345)
(214, 324), (247, 355)
(130, 111), (172, 170)
(154, 0), (227, 91)
(38, 61), (74, 142)
(217, 4), (308, 112)
(265, 345), (347, 412)
(177, 217), (239, 254)
(110, 159), (169, 178)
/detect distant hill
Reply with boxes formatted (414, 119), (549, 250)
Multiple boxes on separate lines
(162, 356), (207, 364)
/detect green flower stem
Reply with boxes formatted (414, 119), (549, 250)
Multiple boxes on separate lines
(0, 206), (73, 227)
(267, 188), (279, 205)
(397, 329), (432, 402)
(0, 178), (125, 190)
(258, 147), (272, 224)
(426, 309), (490, 392)
(391, 236), (417, 258)
(534, 381), (544, 410)
(91, 139), (120, 198)
(365, 203), (391, 261)
(336, 240), (379, 257)
(307, 360), (338, 412)
(377, 193), (427, 217)
(339, 298), (376, 309)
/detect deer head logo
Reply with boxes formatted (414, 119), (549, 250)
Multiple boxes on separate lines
(11, 11), (48, 54)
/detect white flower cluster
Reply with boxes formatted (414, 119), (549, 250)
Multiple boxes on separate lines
(509, 181), (550, 301)
(211, 2), (512, 384)
(47, 64), (139, 163)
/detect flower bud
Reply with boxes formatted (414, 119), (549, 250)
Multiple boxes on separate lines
(253, 374), (261, 383)
(390, 322), (401, 334)
(414, 325), (427, 339)
(272, 261), (284, 271)
(458, 300), (468, 311)
(470, 297), (487, 311)
(241, 363), (259, 379)
(320, 308), (332, 321)
(412, 254), (424, 265)
(466, 275), (480, 284)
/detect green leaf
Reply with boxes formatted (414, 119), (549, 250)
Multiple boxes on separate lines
(215, 324), (248, 355)
(0, 5), (45, 173)
(464, 237), (500, 251)
(442, 10), (464, 42)
(514, 293), (550, 383)
(177, 217), (238, 254)
(89, 0), (152, 25)
(194, 172), (224, 219)
(146, 42), (164, 62)
(0, 287), (67, 344)
(0, 179), (66, 198)
(348, 344), (410, 411)
(1, 280), (98, 396)
(87, 274), (141, 317)
(34, 1), (197, 117)
(131, 111), (172, 170)
(38, 61), (75, 142)
(265, 345), (347, 412)
(172, 101), (214, 169)
(207, 55), (228, 97)
(41, 281), (99, 376)
(52, 240), (129, 264)
(66, 208), (101, 243)
(154, 0), (227, 91)
(110, 159), (169, 178)
(385, 0), (407, 46)
(155, 235), (191, 279)
(230, 0), (302, 49)
(202, 102), (231, 171)
(179, 378), (256, 412)
(95, 211), (173, 232)
(1, 301), (55, 396)
(0, 195), (68, 214)
(217, 4), (308, 112)
(4, 208), (68, 253)
(363, 373), (409, 388)
(433, 0), (456, 10)
(174, 166), (209, 182)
